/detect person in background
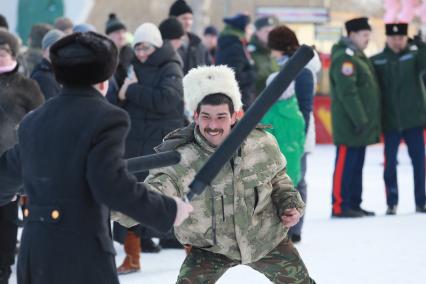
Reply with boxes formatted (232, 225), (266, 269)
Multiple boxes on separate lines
(0, 14), (8, 30)
(116, 22), (186, 273)
(202, 25), (218, 63)
(169, 0), (211, 74)
(72, 23), (96, 33)
(159, 17), (185, 52)
(248, 16), (279, 96)
(0, 29), (44, 284)
(371, 23), (426, 215)
(31, 29), (64, 100)
(216, 13), (256, 110)
(54, 17), (73, 35)
(329, 17), (381, 218)
(19, 23), (52, 77)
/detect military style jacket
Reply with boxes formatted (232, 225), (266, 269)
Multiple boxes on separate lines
(329, 37), (381, 146)
(371, 40), (426, 132)
(146, 123), (304, 264)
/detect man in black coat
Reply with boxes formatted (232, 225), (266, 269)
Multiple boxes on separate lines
(216, 13), (256, 110)
(0, 29), (44, 284)
(0, 31), (192, 284)
(31, 29), (64, 100)
(169, 0), (211, 74)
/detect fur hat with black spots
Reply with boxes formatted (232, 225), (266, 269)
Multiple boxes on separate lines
(183, 65), (242, 114)
(50, 31), (118, 86)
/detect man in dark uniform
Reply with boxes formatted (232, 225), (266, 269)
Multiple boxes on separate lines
(0, 31), (192, 284)
(329, 17), (381, 218)
(371, 23), (426, 215)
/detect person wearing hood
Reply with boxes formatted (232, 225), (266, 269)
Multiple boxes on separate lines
(329, 17), (381, 218)
(371, 23), (426, 215)
(31, 29), (64, 100)
(248, 16), (279, 96)
(0, 28), (44, 284)
(216, 13), (256, 110)
(116, 22), (186, 274)
(169, 0), (211, 74)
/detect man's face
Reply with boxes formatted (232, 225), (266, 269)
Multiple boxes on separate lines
(0, 49), (14, 67)
(194, 104), (237, 146)
(386, 35), (408, 53)
(170, 38), (183, 50)
(108, 29), (127, 49)
(134, 43), (155, 63)
(177, 13), (193, 33)
(202, 34), (217, 50)
(256, 25), (274, 44)
(349, 30), (371, 50)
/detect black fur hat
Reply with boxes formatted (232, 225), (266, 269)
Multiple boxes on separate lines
(50, 32), (118, 86)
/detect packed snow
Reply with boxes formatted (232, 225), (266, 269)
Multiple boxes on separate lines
(10, 144), (426, 284)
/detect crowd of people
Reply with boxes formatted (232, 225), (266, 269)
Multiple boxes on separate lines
(0, 0), (425, 283)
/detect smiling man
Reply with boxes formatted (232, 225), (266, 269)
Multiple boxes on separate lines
(117, 65), (315, 283)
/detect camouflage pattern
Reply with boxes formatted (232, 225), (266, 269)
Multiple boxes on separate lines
(140, 123), (305, 264)
(177, 238), (313, 284)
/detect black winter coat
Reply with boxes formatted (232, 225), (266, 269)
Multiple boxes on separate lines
(0, 86), (177, 283)
(124, 42), (185, 170)
(216, 34), (256, 110)
(0, 65), (44, 155)
(31, 58), (62, 100)
(177, 32), (211, 74)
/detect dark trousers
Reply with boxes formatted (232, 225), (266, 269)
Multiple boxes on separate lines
(384, 127), (426, 207)
(289, 153), (307, 236)
(0, 200), (18, 282)
(332, 145), (366, 214)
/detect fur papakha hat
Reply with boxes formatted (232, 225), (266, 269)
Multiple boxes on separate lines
(183, 65), (243, 114)
(50, 31), (118, 86)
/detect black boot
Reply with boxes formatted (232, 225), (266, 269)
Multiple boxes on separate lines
(386, 205), (397, 215)
(416, 205), (426, 213)
(160, 238), (183, 249)
(290, 234), (301, 244)
(140, 238), (161, 253)
(353, 207), (375, 216)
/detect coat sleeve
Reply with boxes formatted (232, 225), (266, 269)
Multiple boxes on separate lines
(414, 39), (426, 72)
(86, 109), (177, 233)
(295, 68), (314, 133)
(331, 56), (368, 129)
(0, 144), (23, 206)
(125, 63), (184, 113)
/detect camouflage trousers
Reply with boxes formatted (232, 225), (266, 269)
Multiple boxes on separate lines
(176, 238), (314, 284)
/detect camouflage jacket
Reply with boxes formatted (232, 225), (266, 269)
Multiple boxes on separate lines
(116, 123), (305, 264)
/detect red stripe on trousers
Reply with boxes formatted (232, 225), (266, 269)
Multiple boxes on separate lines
(333, 145), (347, 214)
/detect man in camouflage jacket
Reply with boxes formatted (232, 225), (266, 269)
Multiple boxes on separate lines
(117, 65), (314, 283)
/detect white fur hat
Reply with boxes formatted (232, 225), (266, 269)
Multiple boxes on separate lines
(183, 65), (243, 114)
(133, 23), (163, 48)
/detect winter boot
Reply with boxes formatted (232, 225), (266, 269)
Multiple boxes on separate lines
(117, 231), (141, 275)
(386, 205), (397, 215)
(416, 205), (426, 213)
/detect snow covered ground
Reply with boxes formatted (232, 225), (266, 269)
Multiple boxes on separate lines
(10, 144), (426, 284)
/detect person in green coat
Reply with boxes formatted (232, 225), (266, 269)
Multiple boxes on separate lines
(329, 17), (381, 218)
(248, 16), (279, 96)
(371, 23), (426, 215)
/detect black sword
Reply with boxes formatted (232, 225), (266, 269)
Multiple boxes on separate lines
(126, 151), (181, 174)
